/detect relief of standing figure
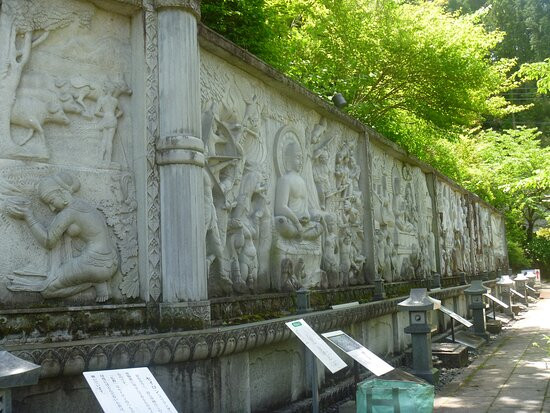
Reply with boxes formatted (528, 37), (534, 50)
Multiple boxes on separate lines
(94, 80), (132, 166)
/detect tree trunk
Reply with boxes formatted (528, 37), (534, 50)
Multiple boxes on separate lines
(0, 9), (34, 155)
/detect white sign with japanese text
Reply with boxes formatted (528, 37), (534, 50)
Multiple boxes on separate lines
(439, 305), (473, 328)
(322, 330), (394, 376)
(84, 367), (177, 413)
(286, 319), (347, 373)
(484, 293), (509, 309)
(510, 288), (525, 299)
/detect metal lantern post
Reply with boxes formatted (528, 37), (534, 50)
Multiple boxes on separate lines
(464, 280), (489, 340)
(398, 288), (440, 384)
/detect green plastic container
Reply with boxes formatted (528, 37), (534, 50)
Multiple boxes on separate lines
(356, 369), (434, 413)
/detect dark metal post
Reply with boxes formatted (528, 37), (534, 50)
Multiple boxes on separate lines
(305, 347), (319, 413)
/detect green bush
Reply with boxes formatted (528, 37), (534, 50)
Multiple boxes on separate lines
(525, 236), (550, 278)
(507, 239), (532, 271)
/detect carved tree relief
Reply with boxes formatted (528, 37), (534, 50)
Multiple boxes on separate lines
(0, 0), (94, 157)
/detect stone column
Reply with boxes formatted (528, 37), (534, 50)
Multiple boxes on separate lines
(155, 0), (209, 319)
(426, 173), (442, 275)
(362, 131), (377, 285)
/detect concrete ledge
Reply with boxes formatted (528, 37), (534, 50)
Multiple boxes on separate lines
(6, 286), (467, 379)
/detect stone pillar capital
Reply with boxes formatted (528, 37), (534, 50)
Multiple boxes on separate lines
(156, 134), (205, 166)
(154, 0), (200, 18)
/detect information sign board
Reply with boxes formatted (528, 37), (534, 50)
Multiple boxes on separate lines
(83, 367), (177, 413)
(439, 305), (473, 328)
(510, 288), (525, 299)
(322, 330), (394, 376)
(484, 293), (509, 309)
(286, 319), (347, 373)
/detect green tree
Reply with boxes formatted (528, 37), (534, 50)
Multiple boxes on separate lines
(447, 0), (550, 140)
(201, 0), (276, 59)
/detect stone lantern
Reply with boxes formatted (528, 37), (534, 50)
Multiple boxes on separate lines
(524, 271), (538, 298)
(496, 275), (515, 318)
(464, 280), (489, 340)
(513, 273), (528, 306)
(0, 350), (41, 413)
(398, 288), (440, 384)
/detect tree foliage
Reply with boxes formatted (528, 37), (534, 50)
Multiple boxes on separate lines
(518, 58), (550, 94)
(261, 0), (521, 141)
(201, 0), (275, 59)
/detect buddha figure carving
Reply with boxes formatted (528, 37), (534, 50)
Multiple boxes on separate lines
(274, 141), (322, 240)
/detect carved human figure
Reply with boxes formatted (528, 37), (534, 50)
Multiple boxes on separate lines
(312, 146), (331, 210)
(294, 258), (307, 285)
(385, 232), (400, 281)
(274, 141), (322, 240)
(393, 191), (414, 233)
(281, 258), (300, 292)
(349, 246), (366, 286)
(322, 214), (340, 288)
(6, 172), (119, 302)
(204, 171), (227, 279)
(339, 229), (353, 286)
(229, 167), (269, 292)
(334, 150), (350, 195)
(227, 217), (258, 293)
(94, 81), (131, 165)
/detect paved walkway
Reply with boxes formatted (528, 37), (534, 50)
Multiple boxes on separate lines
(434, 286), (550, 412)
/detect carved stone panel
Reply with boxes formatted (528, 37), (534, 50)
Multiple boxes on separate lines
(0, 0), (140, 306)
(370, 146), (434, 282)
(200, 51), (366, 295)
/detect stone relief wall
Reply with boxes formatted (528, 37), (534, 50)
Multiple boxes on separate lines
(0, 0), (508, 308)
(200, 51), (366, 297)
(371, 146), (436, 282)
(0, 0), (139, 306)
(436, 179), (508, 276)
(199, 48), (508, 298)
(436, 181), (473, 276)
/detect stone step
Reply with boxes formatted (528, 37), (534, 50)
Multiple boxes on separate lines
(432, 342), (469, 368)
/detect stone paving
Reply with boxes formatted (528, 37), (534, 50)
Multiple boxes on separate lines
(434, 286), (550, 412)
